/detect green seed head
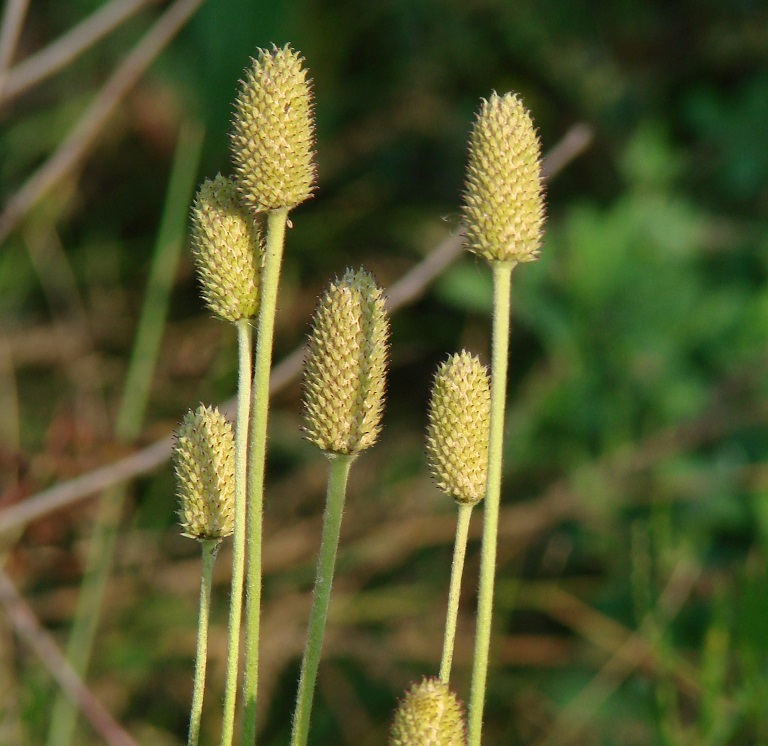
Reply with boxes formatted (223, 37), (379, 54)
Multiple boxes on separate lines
(425, 352), (490, 505)
(190, 174), (262, 322)
(174, 405), (235, 542)
(463, 92), (545, 264)
(230, 44), (316, 213)
(302, 268), (389, 456)
(389, 677), (466, 746)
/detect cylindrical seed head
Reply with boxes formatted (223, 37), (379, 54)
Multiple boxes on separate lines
(190, 174), (263, 322)
(230, 44), (316, 213)
(302, 268), (389, 456)
(174, 405), (235, 542)
(426, 351), (490, 505)
(389, 677), (466, 746)
(463, 92), (545, 264)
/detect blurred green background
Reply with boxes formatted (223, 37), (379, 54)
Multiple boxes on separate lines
(1, 0), (768, 743)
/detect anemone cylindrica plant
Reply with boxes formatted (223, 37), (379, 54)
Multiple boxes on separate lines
(175, 41), (543, 746)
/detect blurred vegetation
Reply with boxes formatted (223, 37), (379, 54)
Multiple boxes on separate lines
(1, 0), (768, 744)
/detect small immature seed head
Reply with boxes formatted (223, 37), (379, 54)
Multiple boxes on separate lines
(230, 44), (316, 213)
(426, 352), (490, 505)
(190, 174), (262, 322)
(174, 405), (235, 542)
(389, 677), (466, 746)
(302, 268), (389, 456)
(463, 92), (545, 264)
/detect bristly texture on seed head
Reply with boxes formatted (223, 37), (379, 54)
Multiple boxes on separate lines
(190, 174), (263, 322)
(388, 677), (466, 746)
(230, 44), (316, 213)
(302, 268), (389, 456)
(463, 92), (545, 265)
(425, 351), (490, 505)
(174, 405), (235, 542)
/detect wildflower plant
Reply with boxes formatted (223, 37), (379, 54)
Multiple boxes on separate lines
(173, 405), (235, 746)
(174, 41), (543, 746)
(462, 91), (545, 746)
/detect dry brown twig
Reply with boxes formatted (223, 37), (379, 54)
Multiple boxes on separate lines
(0, 567), (139, 746)
(0, 0), (206, 246)
(0, 0), (158, 107)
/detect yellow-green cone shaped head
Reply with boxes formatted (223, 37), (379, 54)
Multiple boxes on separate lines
(190, 174), (263, 322)
(302, 268), (389, 456)
(230, 44), (316, 212)
(174, 405), (235, 541)
(463, 92), (545, 264)
(389, 677), (466, 746)
(426, 351), (490, 505)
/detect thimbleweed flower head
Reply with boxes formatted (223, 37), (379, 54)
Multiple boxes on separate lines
(302, 268), (389, 456)
(174, 405), (235, 542)
(463, 91), (545, 265)
(389, 677), (466, 746)
(426, 352), (490, 505)
(190, 174), (263, 322)
(230, 44), (316, 213)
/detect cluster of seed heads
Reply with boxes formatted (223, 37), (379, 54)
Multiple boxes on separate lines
(176, 38), (545, 744)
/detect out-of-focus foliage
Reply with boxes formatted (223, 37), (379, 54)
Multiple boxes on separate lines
(2, 0), (768, 744)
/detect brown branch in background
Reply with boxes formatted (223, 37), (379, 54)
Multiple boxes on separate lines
(0, 124), (593, 534)
(0, 0), (30, 97)
(0, 0), (158, 107)
(0, 0), (206, 246)
(0, 567), (139, 746)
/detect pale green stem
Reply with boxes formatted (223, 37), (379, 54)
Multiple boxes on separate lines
(46, 121), (204, 746)
(241, 208), (289, 745)
(291, 453), (355, 746)
(188, 539), (219, 746)
(219, 318), (253, 746)
(439, 502), (474, 683)
(468, 260), (514, 746)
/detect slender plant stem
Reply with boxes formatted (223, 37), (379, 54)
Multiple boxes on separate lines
(468, 260), (514, 746)
(241, 207), (289, 745)
(439, 502), (474, 683)
(188, 539), (219, 746)
(45, 122), (203, 746)
(219, 318), (254, 746)
(291, 454), (354, 746)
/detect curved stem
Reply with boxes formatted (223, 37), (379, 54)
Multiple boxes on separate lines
(291, 453), (355, 746)
(439, 502), (474, 683)
(188, 539), (219, 746)
(468, 260), (514, 746)
(241, 208), (289, 745)
(220, 318), (253, 746)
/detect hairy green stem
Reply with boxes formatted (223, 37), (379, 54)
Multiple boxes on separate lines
(46, 121), (203, 746)
(439, 502), (474, 684)
(241, 208), (289, 745)
(188, 539), (219, 746)
(468, 260), (514, 746)
(291, 453), (354, 746)
(219, 319), (254, 746)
